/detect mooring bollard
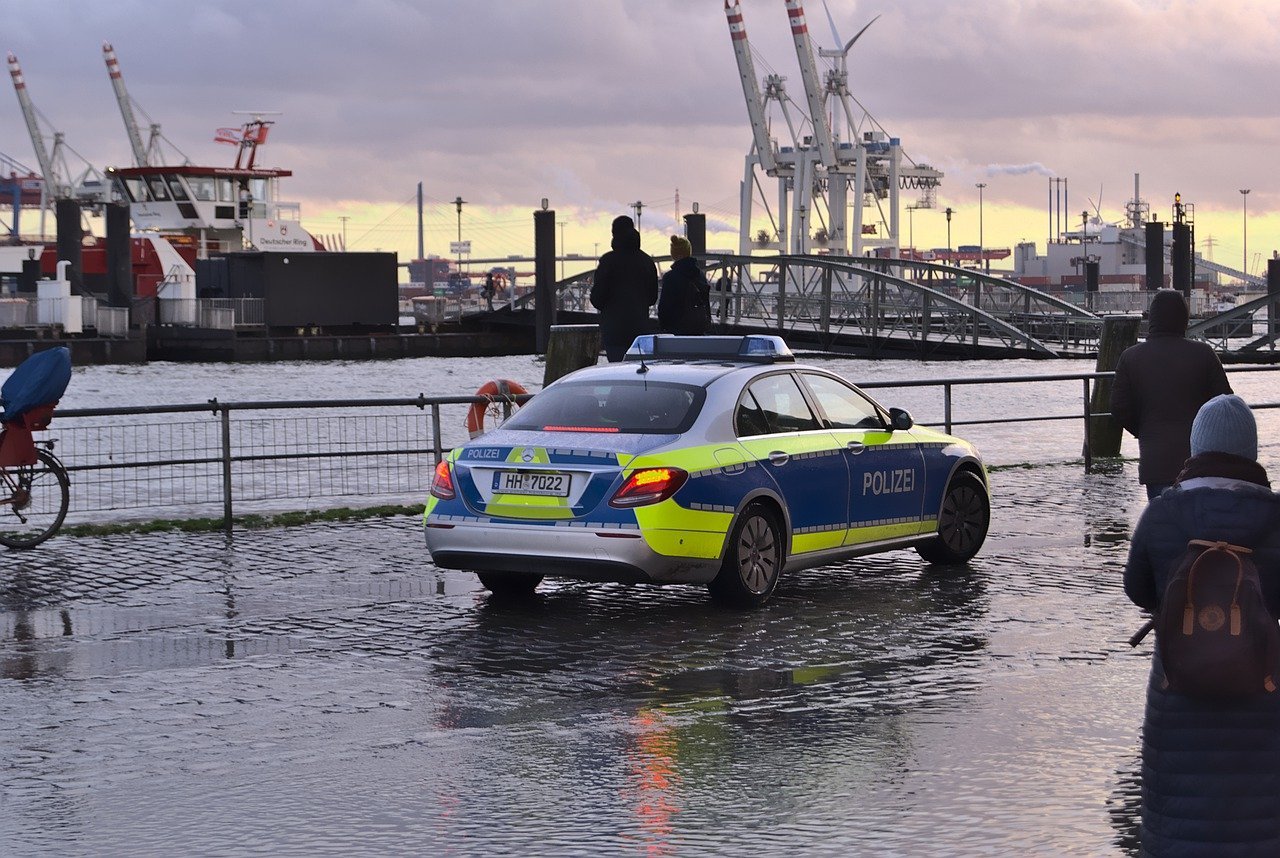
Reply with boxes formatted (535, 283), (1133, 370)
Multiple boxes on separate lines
(543, 324), (601, 387)
(1085, 314), (1142, 462)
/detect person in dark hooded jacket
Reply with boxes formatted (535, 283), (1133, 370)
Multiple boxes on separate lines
(657, 235), (711, 335)
(589, 215), (658, 361)
(1124, 394), (1280, 856)
(1111, 289), (1232, 499)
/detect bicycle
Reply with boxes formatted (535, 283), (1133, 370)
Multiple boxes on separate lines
(0, 346), (72, 548)
(0, 407), (70, 549)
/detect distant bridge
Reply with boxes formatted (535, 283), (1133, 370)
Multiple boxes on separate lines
(448, 253), (1278, 361)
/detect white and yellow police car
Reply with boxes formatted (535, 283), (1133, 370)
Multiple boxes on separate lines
(425, 335), (989, 607)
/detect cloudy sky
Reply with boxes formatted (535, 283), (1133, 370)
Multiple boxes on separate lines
(4, 0), (1278, 276)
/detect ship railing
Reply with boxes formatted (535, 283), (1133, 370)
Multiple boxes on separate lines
(41, 364), (1280, 531)
(0, 294), (130, 337)
(153, 297), (265, 329)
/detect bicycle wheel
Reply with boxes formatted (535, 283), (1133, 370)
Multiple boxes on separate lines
(0, 449), (70, 549)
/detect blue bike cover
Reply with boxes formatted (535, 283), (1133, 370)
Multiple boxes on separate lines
(1, 347), (72, 424)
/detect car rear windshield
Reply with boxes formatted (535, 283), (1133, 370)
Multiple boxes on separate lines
(503, 380), (705, 434)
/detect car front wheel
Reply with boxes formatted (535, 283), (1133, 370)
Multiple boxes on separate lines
(710, 503), (783, 608)
(916, 471), (989, 564)
(476, 572), (543, 598)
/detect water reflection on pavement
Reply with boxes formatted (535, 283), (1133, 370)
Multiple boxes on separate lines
(0, 464), (1152, 855)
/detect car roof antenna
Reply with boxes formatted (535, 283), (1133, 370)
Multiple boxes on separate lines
(636, 355), (649, 375)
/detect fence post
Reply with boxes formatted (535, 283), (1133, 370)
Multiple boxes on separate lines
(1083, 378), (1093, 474)
(944, 383), (953, 435)
(218, 401), (233, 533)
(820, 267), (832, 337)
(776, 261), (787, 335)
(1086, 314), (1142, 460)
(430, 403), (443, 464)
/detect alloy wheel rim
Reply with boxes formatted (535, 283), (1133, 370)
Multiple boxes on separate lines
(737, 514), (778, 594)
(940, 485), (985, 552)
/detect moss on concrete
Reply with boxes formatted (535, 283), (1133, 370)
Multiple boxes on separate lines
(61, 503), (426, 538)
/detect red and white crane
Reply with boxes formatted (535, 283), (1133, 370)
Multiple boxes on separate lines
(6, 51), (106, 234)
(783, 0), (835, 169)
(724, 1), (777, 175)
(102, 42), (149, 167)
(101, 43), (188, 168)
(723, 1), (944, 258)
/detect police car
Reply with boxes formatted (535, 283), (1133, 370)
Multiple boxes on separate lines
(424, 335), (989, 607)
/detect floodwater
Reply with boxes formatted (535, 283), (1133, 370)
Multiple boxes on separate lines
(60, 351), (1280, 466)
(2, 353), (1280, 855)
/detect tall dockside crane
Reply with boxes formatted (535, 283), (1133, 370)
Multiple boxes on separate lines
(725, 0), (942, 257)
(102, 42), (149, 167)
(6, 50), (107, 232)
(101, 42), (187, 168)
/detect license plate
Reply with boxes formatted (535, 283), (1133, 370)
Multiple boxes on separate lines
(492, 470), (570, 497)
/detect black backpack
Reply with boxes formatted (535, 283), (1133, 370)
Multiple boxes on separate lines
(680, 273), (711, 335)
(1156, 539), (1280, 697)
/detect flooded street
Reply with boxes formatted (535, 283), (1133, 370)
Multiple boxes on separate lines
(2, 461), (1155, 855)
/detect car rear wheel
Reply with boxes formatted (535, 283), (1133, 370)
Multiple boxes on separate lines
(916, 471), (989, 564)
(476, 572), (543, 598)
(710, 503), (783, 608)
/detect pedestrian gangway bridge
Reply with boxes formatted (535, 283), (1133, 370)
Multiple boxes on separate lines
(459, 254), (1279, 360)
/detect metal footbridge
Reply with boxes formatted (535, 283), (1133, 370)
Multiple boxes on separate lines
(519, 254), (1102, 359)
(467, 253), (1275, 360)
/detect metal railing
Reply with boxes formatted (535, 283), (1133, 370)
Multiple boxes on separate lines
(0, 295), (266, 332)
(540, 254), (1103, 358)
(40, 364), (1280, 531)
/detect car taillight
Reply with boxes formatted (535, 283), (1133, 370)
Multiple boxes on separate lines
(609, 467), (688, 508)
(431, 460), (456, 500)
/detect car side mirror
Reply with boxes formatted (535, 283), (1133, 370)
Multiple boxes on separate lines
(888, 407), (914, 431)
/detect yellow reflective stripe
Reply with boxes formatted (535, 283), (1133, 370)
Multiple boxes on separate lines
(505, 446), (551, 465)
(634, 502), (733, 558)
(791, 530), (845, 553)
(483, 496), (574, 520)
(641, 528), (728, 559)
(843, 520), (933, 546)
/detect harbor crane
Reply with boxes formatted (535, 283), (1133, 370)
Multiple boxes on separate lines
(101, 42), (189, 168)
(723, 0), (942, 257)
(6, 50), (108, 230)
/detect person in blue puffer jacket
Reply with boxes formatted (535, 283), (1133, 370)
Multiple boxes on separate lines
(1124, 394), (1280, 856)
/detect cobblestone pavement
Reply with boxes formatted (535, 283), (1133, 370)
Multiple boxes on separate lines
(1, 463), (1154, 856)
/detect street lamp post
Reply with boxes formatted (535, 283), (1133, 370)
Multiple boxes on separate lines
(1241, 188), (1251, 282)
(906, 204), (919, 259)
(558, 220), (565, 280)
(944, 207), (954, 259)
(452, 195), (466, 273)
(975, 183), (987, 274)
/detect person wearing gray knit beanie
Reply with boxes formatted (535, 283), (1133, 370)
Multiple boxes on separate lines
(1190, 393), (1257, 461)
(1124, 389), (1280, 852)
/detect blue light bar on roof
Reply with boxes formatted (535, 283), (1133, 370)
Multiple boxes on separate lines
(624, 335), (794, 363)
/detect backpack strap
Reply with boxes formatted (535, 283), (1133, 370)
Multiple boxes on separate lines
(1185, 540), (1252, 636)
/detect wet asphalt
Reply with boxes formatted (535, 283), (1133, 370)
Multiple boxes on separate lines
(1, 462), (1154, 856)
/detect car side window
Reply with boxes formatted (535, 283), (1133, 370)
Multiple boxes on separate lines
(740, 374), (820, 435)
(801, 373), (885, 430)
(735, 391), (771, 437)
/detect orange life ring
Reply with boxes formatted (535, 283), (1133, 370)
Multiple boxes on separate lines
(466, 379), (528, 438)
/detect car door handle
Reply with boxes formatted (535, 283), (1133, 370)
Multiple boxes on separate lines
(846, 441), (866, 455)
(767, 450), (790, 466)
